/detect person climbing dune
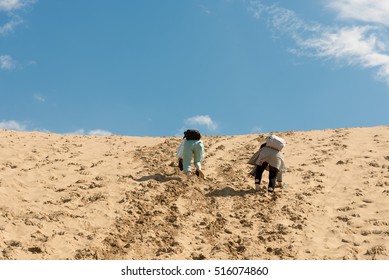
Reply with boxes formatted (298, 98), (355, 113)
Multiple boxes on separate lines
(248, 134), (286, 193)
(176, 129), (204, 178)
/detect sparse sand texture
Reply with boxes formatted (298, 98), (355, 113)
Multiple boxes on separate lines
(0, 126), (388, 260)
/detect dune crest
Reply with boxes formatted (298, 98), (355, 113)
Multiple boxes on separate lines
(0, 126), (388, 260)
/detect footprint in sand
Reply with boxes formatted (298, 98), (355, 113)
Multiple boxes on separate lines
(31, 231), (49, 242)
(28, 246), (45, 254)
(4, 240), (22, 247)
(365, 245), (387, 260)
(81, 193), (107, 204)
(337, 206), (353, 212)
(354, 188), (364, 196)
(336, 215), (351, 223)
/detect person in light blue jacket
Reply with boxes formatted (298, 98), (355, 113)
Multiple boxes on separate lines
(176, 129), (204, 178)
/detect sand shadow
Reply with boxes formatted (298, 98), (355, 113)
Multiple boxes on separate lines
(205, 186), (257, 197)
(134, 173), (182, 183)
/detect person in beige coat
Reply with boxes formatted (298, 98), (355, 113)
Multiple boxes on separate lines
(249, 136), (286, 193)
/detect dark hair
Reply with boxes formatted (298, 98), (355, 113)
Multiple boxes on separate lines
(183, 129), (201, 140)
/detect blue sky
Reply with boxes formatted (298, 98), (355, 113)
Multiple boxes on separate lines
(1, 0), (389, 136)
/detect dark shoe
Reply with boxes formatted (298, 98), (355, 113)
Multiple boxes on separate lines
(268, 186), (274, 193)
(178, 159), (183, 171)
(195, 169), (204, 178)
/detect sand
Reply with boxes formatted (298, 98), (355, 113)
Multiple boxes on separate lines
(0, 126), (388, 260)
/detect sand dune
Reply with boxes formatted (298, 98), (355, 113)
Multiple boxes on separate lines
(0, 126), (388, 260)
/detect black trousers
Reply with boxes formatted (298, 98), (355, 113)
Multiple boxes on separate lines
(255, 162), (279, 189)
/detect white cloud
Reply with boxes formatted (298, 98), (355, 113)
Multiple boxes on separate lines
(250, 126), (263, 134)
(300, 26), (389, 65)
(88, 129), (113, 136)
(327, 0), (389, 26)
(0, 1), (33, 34)
(248, 0), (389, 85)
(33, 94), (45, 102)
(0, 55), (16, 70)
(184, 115), (218, 131)
(68, 129), (86, 135)
(68, 129), (113, 136)
(0, 120), (26, 131)
(1, 1), (35, 69)
(0, 17), (22, 35)
(0, 122), (113, 136)
(298, 26), (389, 85)
(0, 1), (35, 36)
(0, 0), (35, 11)
(199, 5), (211, 15)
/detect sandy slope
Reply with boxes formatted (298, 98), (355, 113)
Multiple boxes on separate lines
(0, 126), (388, 260)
